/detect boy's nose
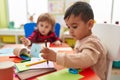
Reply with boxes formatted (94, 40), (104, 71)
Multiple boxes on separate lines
(69, 30), (74, 35)
(69, 29), (74, 33)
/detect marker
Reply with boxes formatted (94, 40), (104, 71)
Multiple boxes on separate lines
(45, 40), (49, 65)
(26, 60), (47, 67)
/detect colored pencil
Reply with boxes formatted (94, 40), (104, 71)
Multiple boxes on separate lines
(26, 60), (47, 67)
(45, 40), (49, 65)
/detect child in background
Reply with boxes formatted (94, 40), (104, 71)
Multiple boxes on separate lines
(21, 13), (61, 46)
(41, 1), (107, 80)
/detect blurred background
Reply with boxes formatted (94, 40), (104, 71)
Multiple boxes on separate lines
(0, 0), (120, 80)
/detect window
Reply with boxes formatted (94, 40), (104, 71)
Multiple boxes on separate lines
(112, 0), (120, 24)
(8, 0), (48, 28)
(90, 0), (112, 23)
(90, 0), (120, 24)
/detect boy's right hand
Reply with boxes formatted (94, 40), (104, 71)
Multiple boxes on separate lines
(20, 37), (31, 46)
(41, 47), (57, 62)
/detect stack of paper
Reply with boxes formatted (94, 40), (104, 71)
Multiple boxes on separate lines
(15, 59), (55, 80)
(16, 68), (56, 80)
(15, 60), (54, 72)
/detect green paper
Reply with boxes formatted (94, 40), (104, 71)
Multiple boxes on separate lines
(15, 61), (30, 72)
(37, 69), (84, 80)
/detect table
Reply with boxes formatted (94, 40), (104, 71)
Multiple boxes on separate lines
(0, 44), (101, 80)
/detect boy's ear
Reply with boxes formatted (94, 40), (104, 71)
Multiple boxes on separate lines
(87, 19), (94, 30)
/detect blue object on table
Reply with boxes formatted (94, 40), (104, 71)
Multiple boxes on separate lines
(113, 61), (120, 68)
(68, 68), (79, 74)
(20, 54), (31, 61)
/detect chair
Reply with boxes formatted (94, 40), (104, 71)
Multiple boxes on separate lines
(24, 22), (36, 38)
(24, 22), (61, 38)
(54, 23), (61, 37)
(92, 23), (120, 80)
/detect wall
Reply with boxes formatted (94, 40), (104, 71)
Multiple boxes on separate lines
(48, 0), (89, 47)
(0, 0), (8, 28)
(48, 0), (89, 26)
(48, 0), (89, 38)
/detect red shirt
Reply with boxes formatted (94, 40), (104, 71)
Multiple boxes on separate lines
(28, 30), (61, 43)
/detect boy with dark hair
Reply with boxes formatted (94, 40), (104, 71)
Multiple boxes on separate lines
(41, 2), (107, 80)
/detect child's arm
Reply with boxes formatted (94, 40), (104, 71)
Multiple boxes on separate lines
(55, 42), (101, 69)
(41, 42), (101, 69)
(22, 30), (38, 46)
(20, 37), (31, 46)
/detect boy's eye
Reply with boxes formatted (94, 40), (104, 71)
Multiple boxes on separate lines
(72, 26), (77, 29)
(40, 24), (43, 27)
(67, 26), (70, 29)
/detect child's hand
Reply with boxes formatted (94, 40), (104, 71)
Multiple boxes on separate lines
(54, 40), (61, 46)
(20, 37), (31, 46)
(41, 47), (56, 62)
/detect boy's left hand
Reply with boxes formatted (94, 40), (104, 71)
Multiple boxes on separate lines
(41, 47), (56, 62)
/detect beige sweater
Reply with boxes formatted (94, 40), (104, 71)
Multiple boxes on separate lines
(56, 34), (108, 80)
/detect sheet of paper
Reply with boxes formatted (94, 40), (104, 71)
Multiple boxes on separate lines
(30, 44), (41, 58)
(15, 62), (30, 72)
(30, 58), (54, 69)
(0, 48), (15, 56)
(37, 69), (84, 80)
(49, 47), (73, 52)
(29, 61), (54, 69)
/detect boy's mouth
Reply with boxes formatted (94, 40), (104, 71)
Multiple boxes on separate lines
(71, 34), (75, 37)
(41, 31), (45, 34)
